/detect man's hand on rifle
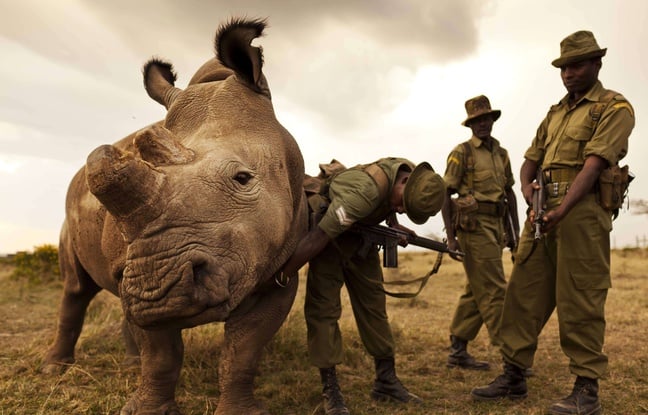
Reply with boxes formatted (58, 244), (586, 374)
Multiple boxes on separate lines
(446, 236), (463, 262)
(524, 180), (545, 229)
(523, 181), (541, 210)
(389, 222), (416, 247)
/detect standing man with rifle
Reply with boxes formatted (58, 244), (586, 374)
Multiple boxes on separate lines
(281, 157), (446, 415)
(441, 95), (520, 371)
(471, 31), (634, 415)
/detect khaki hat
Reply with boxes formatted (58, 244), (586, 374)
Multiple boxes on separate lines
(403, 162), (446, 225)
(552, 30), (606, 68)
(461, 95), (501, 127)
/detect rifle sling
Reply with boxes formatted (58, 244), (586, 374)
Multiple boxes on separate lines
(461, 142), (475, 194)
(331, 239), (444, 298)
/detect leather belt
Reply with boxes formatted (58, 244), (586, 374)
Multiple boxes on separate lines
(477, 201), (505, 216)
(544, 182), (597, 198)
(543, 168), (579, 183)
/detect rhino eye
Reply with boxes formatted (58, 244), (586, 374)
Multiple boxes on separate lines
(233, 171), (253, 185)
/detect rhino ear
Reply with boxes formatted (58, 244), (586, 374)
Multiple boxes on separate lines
(143, 58), (184, 109)
(134, 125), (195, 166)
(216, 17), (270, 98)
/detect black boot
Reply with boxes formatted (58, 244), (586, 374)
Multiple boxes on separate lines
(319, 367), (350, 415)
(470, 362), (528, 401)
(548, 376), (601, 415)
(447, 335), (491, 370)
(371, 357), (422, 404)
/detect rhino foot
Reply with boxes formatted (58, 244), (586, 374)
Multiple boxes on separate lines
(121, 355), (141, 368)
(215, 399), (269, 415)
(41, 357), (75, 375)
(120, 396), (182, 415)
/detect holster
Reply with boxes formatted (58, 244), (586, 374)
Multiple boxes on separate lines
(598, 164), (631, 211)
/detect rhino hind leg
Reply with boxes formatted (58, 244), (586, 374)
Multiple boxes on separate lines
(43, 248), (101, 374)
(215, 277), (299, 415)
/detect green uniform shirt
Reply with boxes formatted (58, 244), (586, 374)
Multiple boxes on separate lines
(318, 157), (414, 239)
(443, 136), (514, 203)
(524, 80), (634, 168)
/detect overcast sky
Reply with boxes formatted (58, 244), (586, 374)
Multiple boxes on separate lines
(1, 0), (646, 254)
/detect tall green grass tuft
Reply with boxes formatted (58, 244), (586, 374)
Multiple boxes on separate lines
(10, 244), (60, 285)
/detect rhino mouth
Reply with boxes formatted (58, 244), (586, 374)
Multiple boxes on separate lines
(121, 253), (232, 328)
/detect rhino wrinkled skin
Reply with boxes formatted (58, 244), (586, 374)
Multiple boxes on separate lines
(44, 18), (307, 415)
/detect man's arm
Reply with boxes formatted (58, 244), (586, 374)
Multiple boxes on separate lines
(520, 158), (539, 207)
(280, 227), (331, 278)
(541, 155), (607, 232)
(441, 188), (462, 261)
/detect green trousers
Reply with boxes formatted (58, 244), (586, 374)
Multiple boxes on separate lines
(305, 233), (395, 368)
(500, 193), (612, 379)
(451, 213), (507, 346)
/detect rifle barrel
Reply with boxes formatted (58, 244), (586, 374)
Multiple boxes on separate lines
(409, 236), (451, 253)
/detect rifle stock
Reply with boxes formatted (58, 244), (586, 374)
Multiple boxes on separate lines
(350, 223), (464, 268)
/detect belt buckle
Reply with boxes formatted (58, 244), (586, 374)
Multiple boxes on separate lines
(544, 170), (551, 183)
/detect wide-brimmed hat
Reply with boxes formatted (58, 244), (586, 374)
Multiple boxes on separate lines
(551, 30), (606, 68)
(403, 162), (446, 225)
(461, 95), (501, 127)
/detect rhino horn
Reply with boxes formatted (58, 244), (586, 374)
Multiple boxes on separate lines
(216, 18), (270, 98)
(143, 58), (183, 109)
(86, 145), (165, 241)
(134, 125), (195, 166)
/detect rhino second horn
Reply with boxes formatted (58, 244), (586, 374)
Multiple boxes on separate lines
(86, 145), (165, 240)
(134, 125), (195, 166)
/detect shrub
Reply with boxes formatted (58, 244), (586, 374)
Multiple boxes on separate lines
(10, 244), (60, 285)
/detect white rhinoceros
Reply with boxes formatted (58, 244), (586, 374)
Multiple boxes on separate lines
(44, 18), (307, 415)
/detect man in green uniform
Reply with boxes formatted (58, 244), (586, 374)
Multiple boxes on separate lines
(281, 157), (445, 415)
(441, 95), (519, 371)
(471, 31), (634, 415)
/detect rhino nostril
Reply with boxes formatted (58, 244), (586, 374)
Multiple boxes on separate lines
(192, 261), (210, 284)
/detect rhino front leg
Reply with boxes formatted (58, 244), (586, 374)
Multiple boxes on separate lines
(43, 245), (101, 374)
(121, 318), (142, 367)
(215, 277), (298, 415)
(121, 327), (184, 415)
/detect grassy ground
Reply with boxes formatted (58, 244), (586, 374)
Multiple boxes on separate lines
(1, 249), (647, 414)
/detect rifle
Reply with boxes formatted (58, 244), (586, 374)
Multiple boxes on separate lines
(350, 223), (464, 268)
(503, 197), (519, 250)
(533, 169), (546, 240)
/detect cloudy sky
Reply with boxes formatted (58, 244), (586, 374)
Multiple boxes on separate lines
(1, 0), (646, 254)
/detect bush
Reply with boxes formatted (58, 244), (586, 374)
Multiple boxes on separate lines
(10, 244), (60, 285)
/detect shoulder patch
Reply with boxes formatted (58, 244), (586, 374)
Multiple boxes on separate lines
(612, 102), (634, 117)
(448, 155), (461, 166)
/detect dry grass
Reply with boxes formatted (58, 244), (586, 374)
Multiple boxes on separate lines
(1, 249), (647, 414)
